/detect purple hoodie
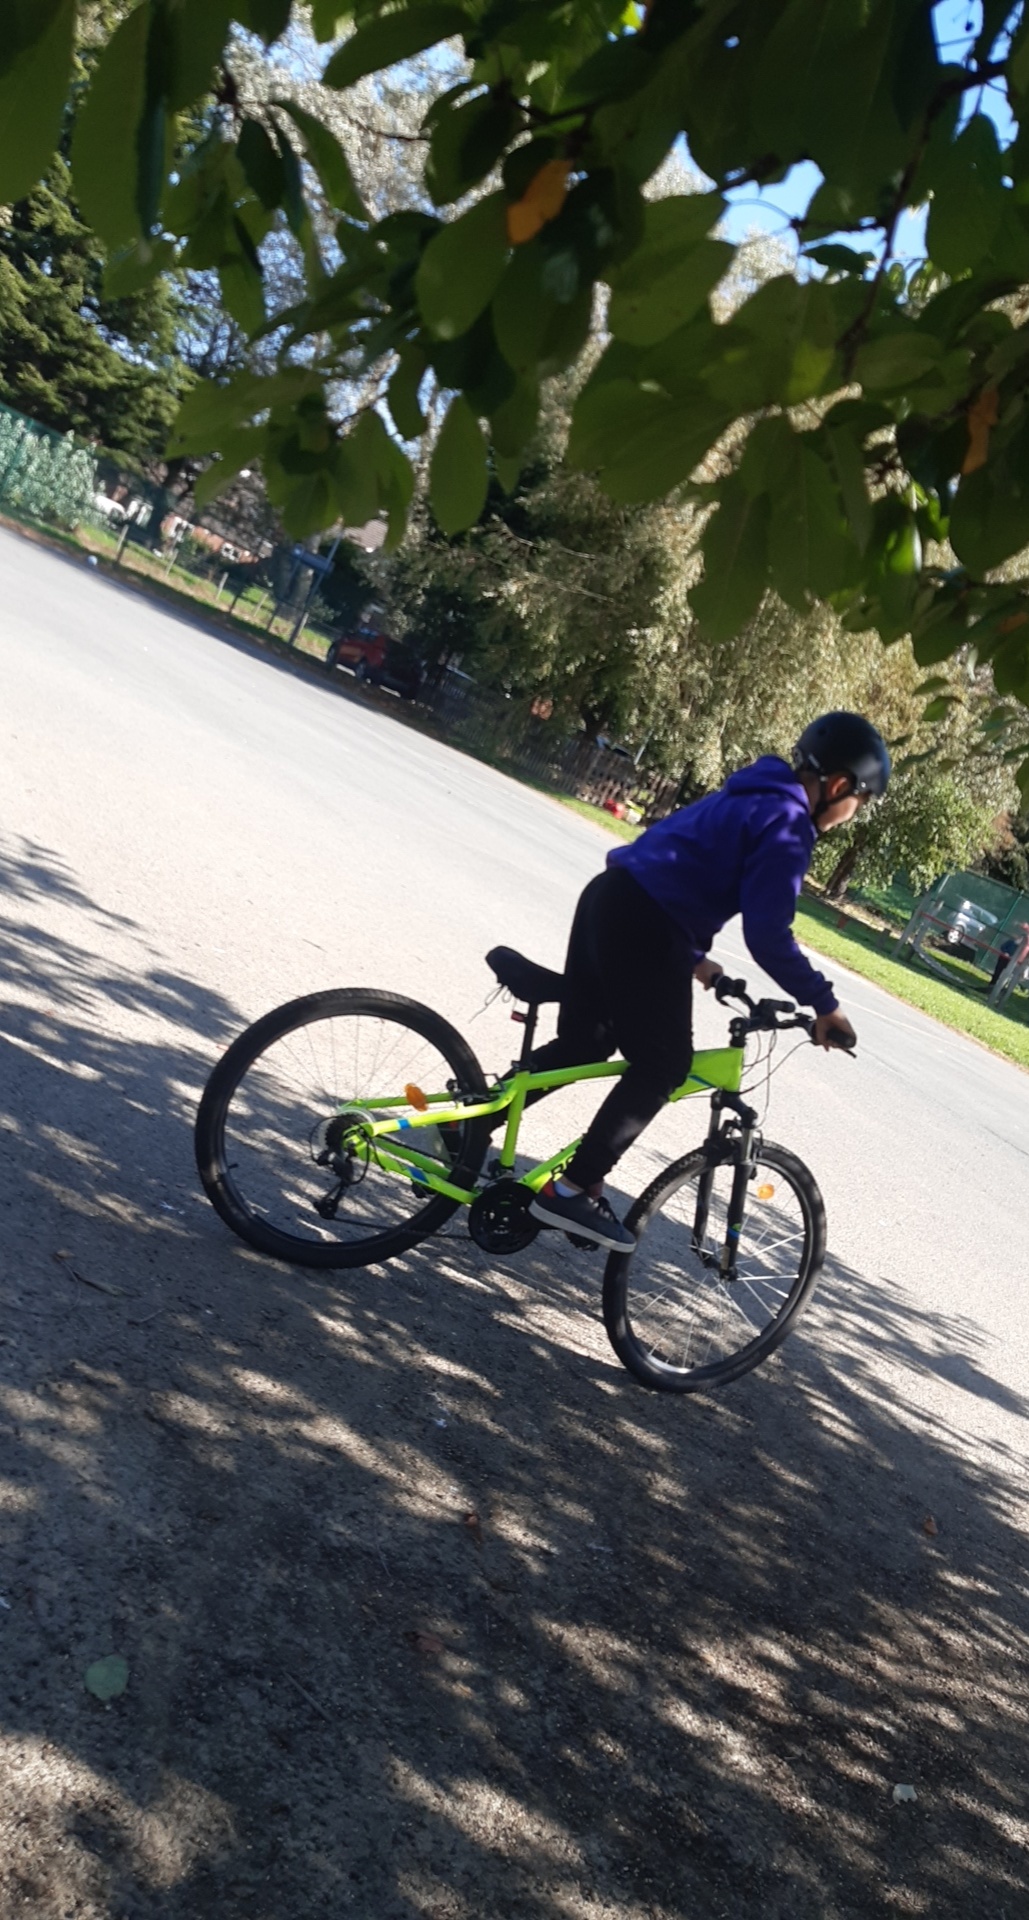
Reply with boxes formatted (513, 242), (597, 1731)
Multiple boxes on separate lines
(608, 756), (838, 1015)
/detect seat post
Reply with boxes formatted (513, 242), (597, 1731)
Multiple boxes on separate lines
(510, 1001), (538, 1066)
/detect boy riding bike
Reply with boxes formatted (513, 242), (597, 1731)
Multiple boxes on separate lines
(526, 712), (891, 1251)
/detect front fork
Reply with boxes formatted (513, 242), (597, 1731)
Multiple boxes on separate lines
(693, 1090), (760, 1280)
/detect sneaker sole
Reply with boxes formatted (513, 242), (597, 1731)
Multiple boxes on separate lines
(528, 1196), (635, 1252)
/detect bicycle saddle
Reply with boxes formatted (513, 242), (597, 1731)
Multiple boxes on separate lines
(486, 946), (564, 1005)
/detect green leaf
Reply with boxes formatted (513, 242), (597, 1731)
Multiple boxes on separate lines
(950, 459), (1029, 577)
(855, 330), (943, 393)
(71, 4), (150, 249)
(238, 119), (286, 211)
(494, 450), (521, 493)
(692, 479), (770, 642)
(705, 277), (842, 409)
(911, 600), (970, 666)
(85, 1655), (129, 1703)
(568, 378), (731, 504)
(388, 346), (428, 440)
(991, 634), (1029, 699)
(416, 192), (508, 341)
(926, 115), (1005, 278)
(367, 420), (415, 548)
(280, 468), (337, 538)
(0, 0), (74, 207)
(219, 249), (265, 334)
(768, 438), (854, 611)
(492, 240), (594, 377)
(609, 234), (731, 346)
(168, 370), (322, 457)
(921, 694), (960, 721)
(323, 7), (470, 89)
(425, 89), (518, 203)
(490, 376), (538, 458)
(607, 193), (728, 346)
(103, 237), (176, 298)
(274, 100), (367, 221)
(311, 0), (345, 40)
(245, 0), (292, 43)
(0, 0), (66, 80)
(803, 243), (875, 275)
(193, 429), (264, 508)
(164, 0), (234, 110)
(825, 422), (872, 553)
(430, 396), (488, 534)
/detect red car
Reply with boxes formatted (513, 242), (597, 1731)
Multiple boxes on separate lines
(325, 629), (422, 700)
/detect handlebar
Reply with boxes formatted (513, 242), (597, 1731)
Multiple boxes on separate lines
(714, 974), (856, 1050)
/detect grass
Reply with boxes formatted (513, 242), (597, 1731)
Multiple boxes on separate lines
(796, 893), (1029, 1070)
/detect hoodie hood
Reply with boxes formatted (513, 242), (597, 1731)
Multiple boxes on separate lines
(723, 755), (807, 800)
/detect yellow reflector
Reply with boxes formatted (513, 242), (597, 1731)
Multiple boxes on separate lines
(404, 1083), (428, 1111)
(756, 1182), (775, 1200)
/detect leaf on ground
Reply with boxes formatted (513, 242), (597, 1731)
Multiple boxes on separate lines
(463, 1511), (483, 1548)
(921, 1512), (939, 1536)
(891, 1782), (918, 1804)
(404, 1630), (446, 1656)
(85, 1654), (129, 1701)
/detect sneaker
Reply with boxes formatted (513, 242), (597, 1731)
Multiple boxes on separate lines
(528, 1181), (635, 1252)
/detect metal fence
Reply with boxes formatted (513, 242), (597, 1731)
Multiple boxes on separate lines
(430, 684), (681, 821)
(895, 870), (1029, 1005)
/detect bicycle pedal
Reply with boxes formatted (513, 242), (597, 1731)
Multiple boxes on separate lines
(565, 1232), (598, 1253)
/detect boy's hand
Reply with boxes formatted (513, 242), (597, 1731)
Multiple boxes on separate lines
(813, 1009), (857, 1050)
(694, 959), (724, 991)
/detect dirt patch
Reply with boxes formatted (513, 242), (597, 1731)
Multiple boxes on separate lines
(2, 839), (1028, 1920)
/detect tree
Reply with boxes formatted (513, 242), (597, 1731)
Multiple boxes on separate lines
(6, 3), (1029, 788)
(0, 158), (188, 459)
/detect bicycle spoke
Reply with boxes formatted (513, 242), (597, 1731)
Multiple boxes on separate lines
(605, 1145), (822, 1392)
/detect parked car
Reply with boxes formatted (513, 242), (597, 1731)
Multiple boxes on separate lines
(941, 899), (998, 964)
(325, 629), (422, 701)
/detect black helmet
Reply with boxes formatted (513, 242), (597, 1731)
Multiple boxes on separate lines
(792, 712), (891, 798)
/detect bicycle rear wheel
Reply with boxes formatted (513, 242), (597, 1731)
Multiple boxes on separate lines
(602, 1141), (825, 1393)
(195, 989), (490, 1268)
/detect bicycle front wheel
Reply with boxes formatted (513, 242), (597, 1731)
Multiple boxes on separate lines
(195, 989), (490, 1269)
(602, 1142), (826, 1393)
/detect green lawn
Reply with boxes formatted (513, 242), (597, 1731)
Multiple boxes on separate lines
(796, 894), (1029, 1070)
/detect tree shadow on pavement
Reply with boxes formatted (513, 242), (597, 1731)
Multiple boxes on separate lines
(1, 838), (1027, 1920)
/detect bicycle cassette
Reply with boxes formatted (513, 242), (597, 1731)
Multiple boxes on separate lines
(468, 1178), (540, 1254)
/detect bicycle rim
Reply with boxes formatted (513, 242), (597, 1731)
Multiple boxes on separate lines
(602, 1142), (825, 1393)
(195, 990), (490, 1268)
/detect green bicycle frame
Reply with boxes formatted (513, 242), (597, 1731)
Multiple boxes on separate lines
(337, 1045), (745, 1207)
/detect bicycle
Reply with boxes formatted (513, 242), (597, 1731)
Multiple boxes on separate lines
(194, 948), (851, 1394)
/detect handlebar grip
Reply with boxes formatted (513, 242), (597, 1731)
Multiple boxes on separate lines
(714, 975), (748, 1004)
(824, 1027), (857, 1051)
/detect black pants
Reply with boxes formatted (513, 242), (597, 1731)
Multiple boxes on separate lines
(529, 867), (695, 1189)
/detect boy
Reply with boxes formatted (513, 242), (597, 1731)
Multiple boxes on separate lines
(527, 712), (891, 1250)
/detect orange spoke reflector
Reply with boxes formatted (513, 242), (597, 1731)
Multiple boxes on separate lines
(405, 1083), (428, 1111)
(756, 1183), (775, 1200)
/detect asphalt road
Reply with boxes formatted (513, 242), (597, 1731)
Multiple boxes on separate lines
(2, 528), (1025, 1461)
(3, 526), (1029, 1918)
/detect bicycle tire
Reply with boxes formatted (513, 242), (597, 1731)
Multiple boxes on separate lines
(602, 1141), (826, 1393)
(195, 989), (491, 1269)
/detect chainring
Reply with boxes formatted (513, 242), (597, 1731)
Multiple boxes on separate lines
(468, 1178), (540, 1254)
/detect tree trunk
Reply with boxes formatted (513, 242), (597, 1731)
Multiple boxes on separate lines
(824, 840), (863, 901)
